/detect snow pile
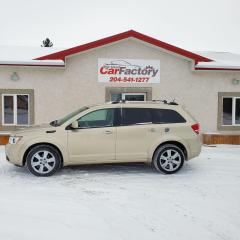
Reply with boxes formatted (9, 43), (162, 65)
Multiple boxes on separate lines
(0, 145), (240, 240)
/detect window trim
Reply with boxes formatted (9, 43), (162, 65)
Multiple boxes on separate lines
(2, 94), (30, 126)
(218, 92), (240, 131)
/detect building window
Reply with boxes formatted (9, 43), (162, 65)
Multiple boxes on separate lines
(218, 92), (240, 131)
(106, 87), (152, 102)
(111, 93), (146, 101)
(222, 97), (240, 126)
(2, 94), (29, 125)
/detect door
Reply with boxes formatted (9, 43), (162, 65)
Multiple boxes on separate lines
(67, 108), (116, 164)
(116, 107), (156, 162)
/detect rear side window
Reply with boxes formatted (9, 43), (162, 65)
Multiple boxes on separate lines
(122, 108), (152, 125)
(151, 109), (186, 124)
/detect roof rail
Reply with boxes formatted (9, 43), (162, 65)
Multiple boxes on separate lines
(152, 99), (179, 105)
(152, 99), (168, 104)
(168, 101), (178, 105)
(107, 99), (179, 105)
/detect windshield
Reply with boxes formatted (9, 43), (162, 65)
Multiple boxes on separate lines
(50, 106), (89, 126)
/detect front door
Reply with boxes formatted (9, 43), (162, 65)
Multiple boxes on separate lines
(67, 108), (116, 164)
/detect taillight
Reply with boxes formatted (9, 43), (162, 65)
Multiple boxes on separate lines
(191, 123), (200, 134)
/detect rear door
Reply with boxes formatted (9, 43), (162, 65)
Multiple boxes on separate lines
(116, 107), (155, 162)
(115, 107), (187, 162)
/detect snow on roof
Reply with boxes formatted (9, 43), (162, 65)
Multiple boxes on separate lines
(0, 46), (65, 66)
(194, 51), (240, 70)
(195, 51), (240, 62)
(1, 44), (240, 70)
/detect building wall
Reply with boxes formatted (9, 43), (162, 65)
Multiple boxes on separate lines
(0, 39), (240, 133)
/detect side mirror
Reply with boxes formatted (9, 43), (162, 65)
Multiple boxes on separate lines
(70, 120), (79, 129)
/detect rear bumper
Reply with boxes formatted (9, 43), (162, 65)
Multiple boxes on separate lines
(187, 136), (202, 160)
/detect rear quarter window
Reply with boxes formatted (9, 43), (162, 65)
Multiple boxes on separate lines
(151, 108), (186, 124)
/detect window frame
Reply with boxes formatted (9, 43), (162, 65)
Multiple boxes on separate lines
(2, 93), (30, 126)
(218, 92), (240, 131)
(222, 96), (240, 126)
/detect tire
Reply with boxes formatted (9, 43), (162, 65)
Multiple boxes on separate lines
(153, 144), (185, 174)
(26, 145), (62, 177)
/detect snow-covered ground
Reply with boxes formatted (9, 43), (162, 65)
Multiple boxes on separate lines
(0, 145), (240, 240)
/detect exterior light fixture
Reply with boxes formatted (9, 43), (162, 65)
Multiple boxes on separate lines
(10, 72), (20, 81)
(232, 78), (240, 85)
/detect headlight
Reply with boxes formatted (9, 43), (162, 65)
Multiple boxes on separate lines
(9, 136), (23, 144)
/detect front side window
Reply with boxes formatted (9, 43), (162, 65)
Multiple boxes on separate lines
(2, 94), (29, 125)
(78, 109), (114, 128)
(222, 97), (240, 125)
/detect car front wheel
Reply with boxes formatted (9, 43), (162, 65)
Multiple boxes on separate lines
(26, 145), (61, 177)
(153, 144), (185, 174)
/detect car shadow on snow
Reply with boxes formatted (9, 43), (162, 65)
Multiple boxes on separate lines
(2, 160), (196, 179)
(58, 161), (195, 177)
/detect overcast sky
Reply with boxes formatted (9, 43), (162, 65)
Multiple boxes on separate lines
(0, 0), (240, 53)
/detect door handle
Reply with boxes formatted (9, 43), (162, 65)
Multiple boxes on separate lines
(104, 130), (113, 134)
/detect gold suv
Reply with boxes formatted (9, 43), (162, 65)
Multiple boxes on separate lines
(6, 101), (201, 176)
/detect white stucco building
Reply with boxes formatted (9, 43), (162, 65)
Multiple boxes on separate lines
(0, 30), (240, 143)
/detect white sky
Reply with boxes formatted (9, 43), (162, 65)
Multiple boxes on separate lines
(0, 0), (240, 53)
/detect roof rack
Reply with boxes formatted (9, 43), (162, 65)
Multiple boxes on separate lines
(152, 99), (179, 105)
(108, 99), (178, 105)
(152, 99), (168, 104)
(168, 101), (178, 105)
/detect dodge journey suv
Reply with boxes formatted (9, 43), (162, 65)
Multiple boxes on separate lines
(6, 101), (201, 176)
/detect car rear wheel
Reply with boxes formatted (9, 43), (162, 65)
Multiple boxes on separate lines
(26, 145), (61, 177)
(153, 144), (185, 174)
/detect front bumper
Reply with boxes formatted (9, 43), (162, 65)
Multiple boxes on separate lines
(5, 143), (25, 166)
